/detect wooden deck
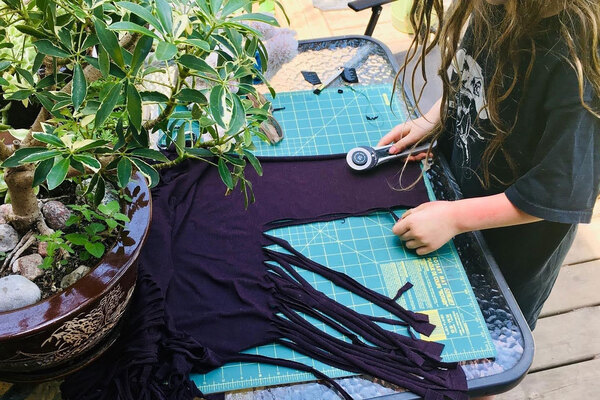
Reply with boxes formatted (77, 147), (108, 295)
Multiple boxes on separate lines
(1, 2), (598, 399)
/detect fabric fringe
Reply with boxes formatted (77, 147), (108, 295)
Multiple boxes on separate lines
(263, 240), (468, 400)
(61, 274), (217, 400)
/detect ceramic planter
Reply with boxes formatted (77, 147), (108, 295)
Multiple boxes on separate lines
(0, 172), (152, 382)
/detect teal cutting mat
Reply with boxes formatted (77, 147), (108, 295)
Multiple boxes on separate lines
(191, 84), (495, 394)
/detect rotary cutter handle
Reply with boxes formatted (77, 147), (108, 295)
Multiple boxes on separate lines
(346, 141), (436, 171)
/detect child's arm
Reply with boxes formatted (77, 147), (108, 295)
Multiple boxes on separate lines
(393, 194), (541, 255)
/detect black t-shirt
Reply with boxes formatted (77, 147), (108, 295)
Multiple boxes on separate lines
(440, 17), (600, 329)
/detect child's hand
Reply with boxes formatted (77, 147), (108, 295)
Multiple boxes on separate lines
(392, 201), (461, 255)
(377, 116), (436, 161)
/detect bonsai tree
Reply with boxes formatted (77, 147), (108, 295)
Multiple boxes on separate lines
(0, 0), (279, 241)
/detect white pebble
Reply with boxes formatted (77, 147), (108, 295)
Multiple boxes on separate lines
(0, 275), (41, 312)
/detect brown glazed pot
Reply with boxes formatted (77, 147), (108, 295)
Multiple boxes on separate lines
(0, 172), (152, 382)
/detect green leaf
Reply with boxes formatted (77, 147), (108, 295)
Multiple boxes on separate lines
(178, 54), (216, 75)
(65, 233), (87, 245)
(95, 82), (123, 128)
(176, 88), (208, 103)
(98, 47), (110, 78)
(131, 158), (159, 188)
(243, 149), (262, 176)
(155, 41), (177, 61)
(223, 153), (245, 166)
(85, 241), (105, 258)
(113, 212), (130, 222)
(131, 35), (154, 75)
(227, 94), (245, 135)
(21, 150), (62, 163)
(69, 158), (86, 174)
(0, 61), (11, 71)
(57, 28), (73, 51)
(131, 126), (149, 148)
(84, 174), (99, 197)
(186, 148), (213, 158)
(117, 157), (132, 188)
(46, 157), (70, 190)
(32, 132), (66, 148)
(221, 0), (246, 17)
(5, 90), (34, 101)
(217, 158), (234, 189)
(175, 122), (186, 156)
(140, 91), (169, 103)
(33, 158), (54, 186)
(194, 0), (211, 14)
(210, 0), (224, 14)
(130, 148), (169, 162)
(230, 13), (278, 26)
(73, 154), (101, 170)
(98, 200), (120, 214)
(127, 84), (142, 131)
(155, 0), (173, 34)
(2, 147), (48, 167)
(94, 18), (125, 68)
(72, 63), (87, 112)
(73, 139), (110, 152)
(16, 68), (35, 87)
(15, 25), (50, 39)
(212, 34), (237, 57)
(108, 22), (160, 40)
(32, 52), (45, 75)
(209, 85), (226, 128)
(87, 222), (106, 234)
(65, 213), (80, 227)
(33, 40), (70, 58)
(94, 176), (106, 207)
(51, 99), (72, 112)
(183, 39), (210, 52)
(116, 2), (163, 33)
(81, 34), (99, 51)
(36, 73), (68, 90)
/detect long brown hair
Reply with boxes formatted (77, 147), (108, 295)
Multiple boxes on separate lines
(397, 0), (600, 187)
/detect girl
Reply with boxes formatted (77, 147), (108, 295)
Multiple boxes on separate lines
(379, 0), (600, 360)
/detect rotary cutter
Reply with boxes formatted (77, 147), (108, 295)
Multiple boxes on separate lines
(346, 141), (435, 171)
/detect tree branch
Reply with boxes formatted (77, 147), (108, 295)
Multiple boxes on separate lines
(0, 140), (13, 161)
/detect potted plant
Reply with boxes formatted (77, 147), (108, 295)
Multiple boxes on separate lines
(0, 0), (278, 380)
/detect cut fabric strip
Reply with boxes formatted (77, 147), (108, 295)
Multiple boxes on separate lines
(62, 155), (467, 400)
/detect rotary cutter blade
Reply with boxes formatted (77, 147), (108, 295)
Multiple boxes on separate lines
(346, 141), (435, 171)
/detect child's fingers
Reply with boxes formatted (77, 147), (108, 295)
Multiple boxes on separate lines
(406, 152), (428, 162)
(416, 246), (433, 256)
(392, 219), (410, 236)
(389, 134), (418, 155)
(378, 123), (409, 146)
(404, 239), (426, 249)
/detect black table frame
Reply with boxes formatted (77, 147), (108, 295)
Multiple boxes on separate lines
(293, 35), (535, 399)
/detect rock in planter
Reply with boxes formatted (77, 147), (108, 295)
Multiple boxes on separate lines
(38, 241), (48, 257)
(12, 254), (45, 281)
(0, 204), (11, 224)
(42, 201), (71, 230)
(0, 275), (41, 312)
(0, 223), (19, 252)
(60, 266), (91, 289)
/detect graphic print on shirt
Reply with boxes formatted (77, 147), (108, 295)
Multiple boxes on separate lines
(448, 48), (488, 174)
